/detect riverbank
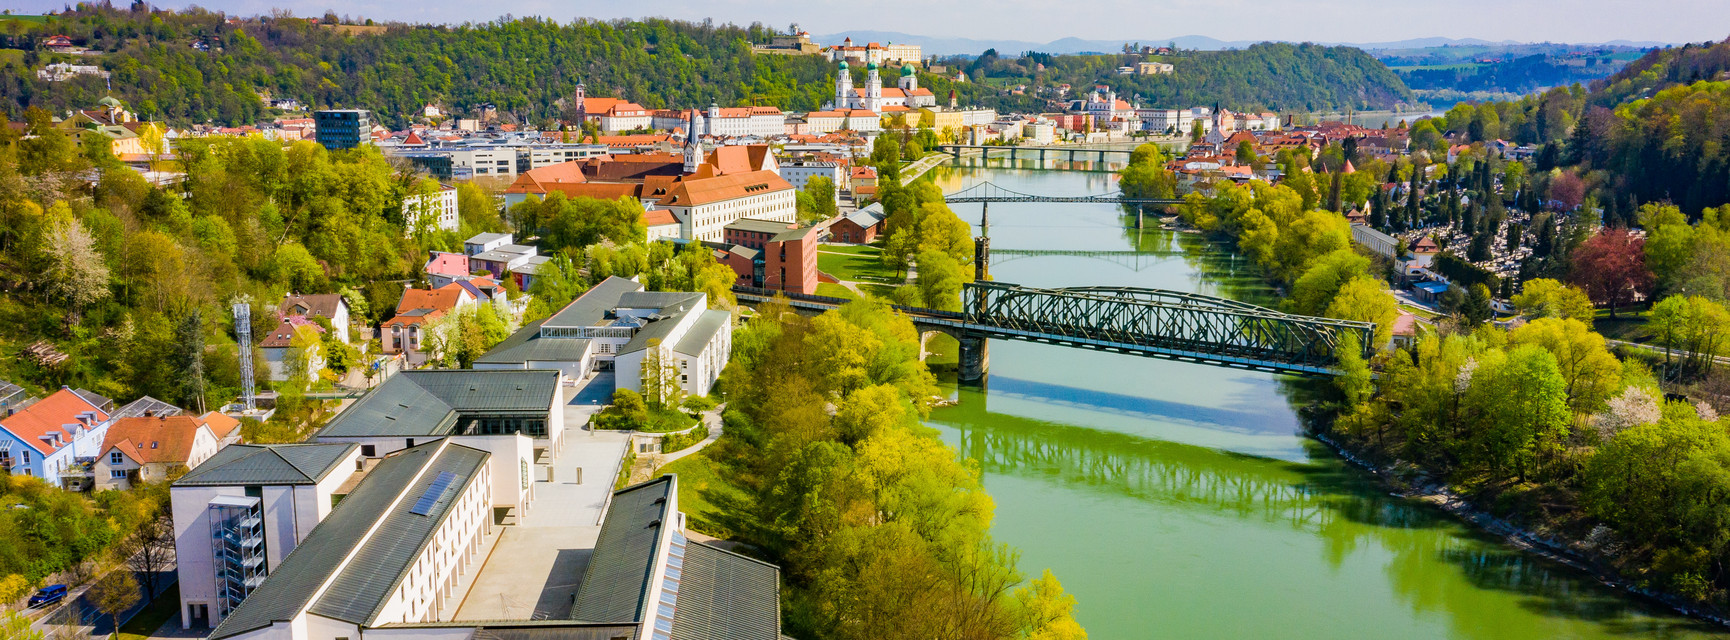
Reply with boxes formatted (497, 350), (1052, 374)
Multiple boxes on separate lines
(1310, 426), (1730, 630)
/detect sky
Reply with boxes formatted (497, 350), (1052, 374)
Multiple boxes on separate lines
(15, 0), (1728, 46)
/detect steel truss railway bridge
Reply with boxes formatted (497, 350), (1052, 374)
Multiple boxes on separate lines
(734, 281), (1374, 381)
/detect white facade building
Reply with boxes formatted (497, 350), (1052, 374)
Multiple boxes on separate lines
(477, 277), (733, 399)
(401, 183), (459, 235)
(172, 443), (365, 628)
(199, 439), (493, 640)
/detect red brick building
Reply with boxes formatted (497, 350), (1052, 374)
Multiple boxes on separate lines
(720, 219), (819, 295)
(828, 205), (886, 244)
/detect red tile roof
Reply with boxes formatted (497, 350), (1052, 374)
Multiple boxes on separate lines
(0, 388), (108, 455)
(102, 416), (202, 465)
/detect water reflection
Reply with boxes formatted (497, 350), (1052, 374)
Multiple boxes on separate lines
(924, 163), (1720, 639)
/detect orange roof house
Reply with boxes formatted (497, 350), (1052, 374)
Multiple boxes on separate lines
(0, 387), (110, 458)
(95, 414), (231, 489)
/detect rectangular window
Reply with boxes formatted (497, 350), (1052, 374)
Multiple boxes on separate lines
(362, 445), (377, 457)
(110, 452), (122, 465)
(110, 470), (125, 479)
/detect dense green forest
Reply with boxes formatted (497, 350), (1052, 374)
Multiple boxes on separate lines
(0, 6), (1418, 126)
(934, 43), (1416, 112)
(0, 6), (838, 126)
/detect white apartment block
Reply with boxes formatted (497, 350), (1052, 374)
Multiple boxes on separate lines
(779, 161), (844, 205)
(401, 183), (459, 235)
(172, 443), (365, 628)
(200, 439), (493, 640)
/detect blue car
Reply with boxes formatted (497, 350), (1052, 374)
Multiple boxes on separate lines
(28, 584), (67, 607)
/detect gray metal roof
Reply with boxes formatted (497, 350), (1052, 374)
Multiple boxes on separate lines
(670, 543), (781, 640)
(545, 276), (645, 329)
(398, 369), (559, 412)
(616, 291), (704, 311)
(376, 621), (640, 640)
(466, 232), (510, 246)
(723, 218), (795, 235)
(315, 370), (558, 438)
(843, 206), (885, 229)
(309, 443), (489, 626)
(73, 388), (114, 413)
(571, 476), (675, 623)
(476, 331), (592, 365)
(210, 441), (465, 640)
(175, 443), (358, 487)
(672, 310), (730, 357)
(110, 395), (184, 419)
(619, 309), (696, 355)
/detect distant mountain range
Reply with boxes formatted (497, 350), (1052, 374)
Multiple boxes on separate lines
(809, 31), (1676, 56)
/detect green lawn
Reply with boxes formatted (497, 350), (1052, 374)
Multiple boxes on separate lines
(654, 450), (739, 536)
(817, 245), (901, 285)
(119, 584), (181, 640)
(814, 283), (859, 300)
(1594, 308), (1653, 343)
(818, 242), (884, 256)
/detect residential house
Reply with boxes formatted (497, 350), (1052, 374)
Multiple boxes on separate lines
(94, 413), (240, 490)
(423, 251), (472, 289)
(381, 284), (476, 365)
(279, 293), (351, 344)
(0, 387), (111, 486)
(259, 317), (326, 383)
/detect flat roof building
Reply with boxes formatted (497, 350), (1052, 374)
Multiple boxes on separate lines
(205, 440), (493, 640)
(172, 443), (364, 628)
(313, 110), (371, 150)
(476, 277), (732, 399)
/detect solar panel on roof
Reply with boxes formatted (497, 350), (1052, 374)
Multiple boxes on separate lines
(409, 471), (459, 516)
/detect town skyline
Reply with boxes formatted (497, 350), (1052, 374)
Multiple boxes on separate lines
(10, 0), (1726, 50)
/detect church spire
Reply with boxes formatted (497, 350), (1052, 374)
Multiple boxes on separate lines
(683, 108), (702, 174)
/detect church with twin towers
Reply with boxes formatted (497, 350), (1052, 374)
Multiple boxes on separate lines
(827, 59), (936, 112)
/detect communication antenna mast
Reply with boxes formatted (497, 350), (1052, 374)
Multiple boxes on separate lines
(233, 303), (256, 412)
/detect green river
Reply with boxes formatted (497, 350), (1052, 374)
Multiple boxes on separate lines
(920, 160), (1722, 639)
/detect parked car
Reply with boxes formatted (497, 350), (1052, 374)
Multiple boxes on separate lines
(28, 584), (68, 607)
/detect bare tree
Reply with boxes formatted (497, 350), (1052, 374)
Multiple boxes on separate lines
(125, 517), (176, 604)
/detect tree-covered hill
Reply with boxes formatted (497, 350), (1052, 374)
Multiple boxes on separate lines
(0, 6), (838, 127)
(936, 43), (1415, 113)
(1588, 38), (1730, 106)
(0, 7), (1415, 126)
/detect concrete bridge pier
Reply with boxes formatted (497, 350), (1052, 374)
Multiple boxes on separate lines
(958, 334), (990, 385)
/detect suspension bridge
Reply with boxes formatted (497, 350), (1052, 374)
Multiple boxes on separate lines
(938, 144), (1140, 164)
(733, 281), (1375, 381)
(943, 181), (1184, 205)
(988, 249), (1182, 272)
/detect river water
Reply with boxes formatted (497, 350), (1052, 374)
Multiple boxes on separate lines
(920, 160), (1720, 639)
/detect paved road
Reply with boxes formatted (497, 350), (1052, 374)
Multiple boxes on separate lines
(30, 567), (175, 639)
